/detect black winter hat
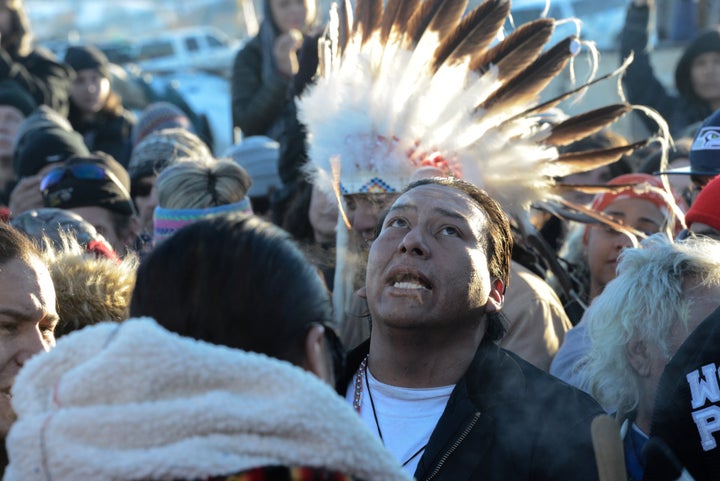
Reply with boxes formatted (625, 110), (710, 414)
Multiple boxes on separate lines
(64, 45), (110, 79)
(0, 80), (35, 117)
(644, 306), (720, 481)
(41, 153), (135, 216)
(13, 126), (89, 177)
(676, 28), (720, 103)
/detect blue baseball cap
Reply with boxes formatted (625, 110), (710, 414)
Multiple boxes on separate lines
(658, 110), (720, 176)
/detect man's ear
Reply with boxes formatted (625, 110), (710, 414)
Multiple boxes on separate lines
(357, 286), (367, 299)
(486, 278), (504, 313)
(626, 337), (652, 377)
(303, 324), (334, 385)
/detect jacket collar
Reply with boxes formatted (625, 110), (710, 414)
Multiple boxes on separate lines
(342, 338), (532, 480)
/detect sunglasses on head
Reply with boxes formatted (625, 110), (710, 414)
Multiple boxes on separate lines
(40, 163), (138, 217)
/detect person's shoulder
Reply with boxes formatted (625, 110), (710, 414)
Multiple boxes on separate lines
(117, 107), (136, 128)
(24, 46), (62, 65)
(22, 46), (71, 75)
(508, 260), (565, 305)
(91, 107), (131, 130)
(468, 342), (602, 415)
(234, 35), (262, 61)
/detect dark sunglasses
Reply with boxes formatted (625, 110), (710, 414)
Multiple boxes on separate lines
(40, 164), (138, 216)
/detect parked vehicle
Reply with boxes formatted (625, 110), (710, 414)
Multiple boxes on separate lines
(132, 26), (243, 75)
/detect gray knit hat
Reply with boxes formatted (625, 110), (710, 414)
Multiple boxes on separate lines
(131, 102), (193, 147)
(222, 136), (280, 199)
(128, 128), (211, 181)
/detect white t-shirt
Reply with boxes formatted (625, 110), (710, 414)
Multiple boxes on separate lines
(345, 367), (454, 476)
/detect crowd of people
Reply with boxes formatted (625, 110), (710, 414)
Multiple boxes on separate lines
(0, 0), (719, 480)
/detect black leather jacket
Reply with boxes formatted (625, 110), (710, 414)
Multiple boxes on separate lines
(342, 338), (604, 481)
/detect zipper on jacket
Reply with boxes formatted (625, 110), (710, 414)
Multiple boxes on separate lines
(422, 411), (482, 481)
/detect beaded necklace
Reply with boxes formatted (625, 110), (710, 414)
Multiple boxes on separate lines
(352, 355), (427, 468)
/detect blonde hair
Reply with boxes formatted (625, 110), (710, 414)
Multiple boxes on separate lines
(583, 235), (720, 414)
(41, 235), (138, 337)
(156, 157), (252, 210)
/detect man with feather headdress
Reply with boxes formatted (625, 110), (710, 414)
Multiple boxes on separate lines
(296, 0), (669, 477)
(299, 0), (654, 365)
(335, 175), (604, 480)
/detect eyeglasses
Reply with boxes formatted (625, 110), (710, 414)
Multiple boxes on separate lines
(40, 164), (138, 217)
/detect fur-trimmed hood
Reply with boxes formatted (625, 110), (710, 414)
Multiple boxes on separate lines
(4, 319), (411, 481)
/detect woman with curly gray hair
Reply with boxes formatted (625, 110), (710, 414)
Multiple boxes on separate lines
(582, 235), (720, 481)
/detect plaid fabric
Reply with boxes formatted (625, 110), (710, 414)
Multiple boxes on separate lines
(195, 466), (361, 481)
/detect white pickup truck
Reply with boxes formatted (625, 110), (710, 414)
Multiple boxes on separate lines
(132, 26), (243, 76)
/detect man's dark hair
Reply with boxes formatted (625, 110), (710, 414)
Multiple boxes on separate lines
(130, 212), (341, 373)
(0, 222), (41, 267)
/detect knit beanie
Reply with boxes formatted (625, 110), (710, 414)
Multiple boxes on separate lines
(128, 127), (211, 181)
(643, 306), (720, 481)
(686, 175), (720, 230)
(13, 126), (89, 178)
(10, 208), (118, 261)
(153, 199), (253, 244)
(131, 102), (193, 147)
(42, 153), (135, 216)
(63, 45), (110, 79)
(0, 80), (36, 117)
(583, 173), (684, 243)
(222, 136), (281, 199)
(14, 105), (74, 146)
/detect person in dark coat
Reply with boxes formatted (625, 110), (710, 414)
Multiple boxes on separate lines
(621, 0), (720, 136)
(341, 176), (604, 481)
(64, 45), (135, 167)
(0, 79), (35, 204)
(0, 0), (71, 117)
(644, 303), (720, 481)
(230, 0), (319, 140)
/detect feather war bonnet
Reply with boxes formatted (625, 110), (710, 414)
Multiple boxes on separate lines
(298, 0), (672, 229)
